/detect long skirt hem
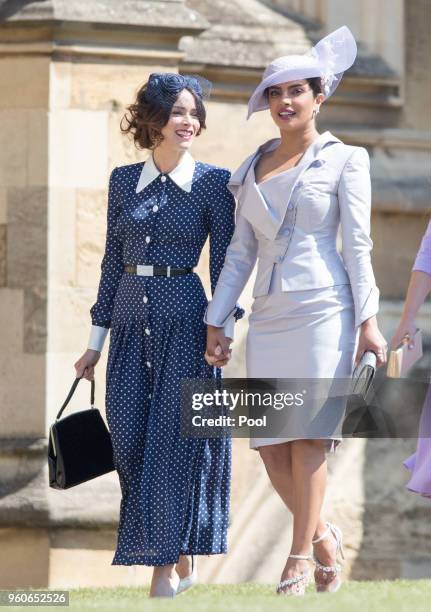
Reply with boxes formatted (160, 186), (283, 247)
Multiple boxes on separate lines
(111, 548), (227, 567)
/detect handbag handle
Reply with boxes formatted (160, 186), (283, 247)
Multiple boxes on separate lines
(55, 376), (95, 421)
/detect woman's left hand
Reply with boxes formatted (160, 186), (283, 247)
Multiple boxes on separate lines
(205, 325), (232, 367)
(354, 316), (388, 368)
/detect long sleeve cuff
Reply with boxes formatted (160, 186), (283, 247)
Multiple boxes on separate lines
(412, 262), (431, 276)
(88, 325), (109, 352)
(204, 303), (244, 341)
(223, 316), (235, 341)
(355, 285), (380, 328)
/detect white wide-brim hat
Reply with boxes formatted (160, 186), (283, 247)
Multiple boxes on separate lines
(247, 25), (357, 119)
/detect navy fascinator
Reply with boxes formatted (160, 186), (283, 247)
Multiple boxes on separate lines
(142, 73), (212, 110)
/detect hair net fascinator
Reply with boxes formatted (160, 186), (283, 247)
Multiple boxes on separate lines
(247, 26), (357, 119)
(142, 73), (212, 111)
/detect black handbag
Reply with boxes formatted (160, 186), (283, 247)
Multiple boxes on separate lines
(48, 377), (115, 489)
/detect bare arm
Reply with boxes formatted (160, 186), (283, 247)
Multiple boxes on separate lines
(391, 270), (431, 349)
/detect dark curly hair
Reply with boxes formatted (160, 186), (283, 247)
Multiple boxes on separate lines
(120, 77), (207, 150)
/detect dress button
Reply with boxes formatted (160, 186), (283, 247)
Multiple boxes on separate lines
(152, 205), (159, 212)
(145, 236), (151, 244)
(145, 328), (151, 335)
(160, 175), (167, 183)
(146, 361), (151, 368)
(143, 296), (148, 304)
(148, 393), (152, 399)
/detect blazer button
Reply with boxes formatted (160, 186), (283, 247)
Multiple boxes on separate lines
(296, 181), (303, 189)
(276, 255), (283, 263)
(288, 202), (294, 210)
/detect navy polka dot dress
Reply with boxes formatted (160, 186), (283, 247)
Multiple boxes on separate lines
(90, 159), (237, 566)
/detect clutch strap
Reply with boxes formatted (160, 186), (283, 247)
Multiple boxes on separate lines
(55, 377), (95, 421)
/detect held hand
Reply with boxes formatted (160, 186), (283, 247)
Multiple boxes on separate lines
(390, 318), (417, 351)
(205, 325), (232, 368)
(74, 349), (101, 381)
(354, 317), (388, 369)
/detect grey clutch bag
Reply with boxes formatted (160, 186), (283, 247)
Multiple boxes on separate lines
(342, 351), (380, 437)
(351, 350), (377, 399)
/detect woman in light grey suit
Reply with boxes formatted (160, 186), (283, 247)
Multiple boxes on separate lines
(204, 27), (387, 595)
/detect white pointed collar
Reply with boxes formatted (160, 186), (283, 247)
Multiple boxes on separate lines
(136, 151), (196, 194)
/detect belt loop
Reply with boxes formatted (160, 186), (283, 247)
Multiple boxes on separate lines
(167, 265), (171, 278)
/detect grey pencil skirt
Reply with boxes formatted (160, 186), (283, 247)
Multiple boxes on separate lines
(246, 283), (358, 452)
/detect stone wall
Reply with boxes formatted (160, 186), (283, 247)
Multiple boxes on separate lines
(268, 0), (405, 74)
(401, 0), (431, 129)
(0, 54), (49, 439)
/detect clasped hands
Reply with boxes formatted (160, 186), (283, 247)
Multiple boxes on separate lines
(205, 325), (233, 367)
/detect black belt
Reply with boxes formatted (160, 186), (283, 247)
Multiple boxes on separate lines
(124, 264), (194, 277)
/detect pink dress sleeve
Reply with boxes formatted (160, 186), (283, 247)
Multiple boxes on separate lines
(413, 218), (431, 275)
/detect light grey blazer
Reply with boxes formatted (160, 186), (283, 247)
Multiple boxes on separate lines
(205, 130), (379, 334)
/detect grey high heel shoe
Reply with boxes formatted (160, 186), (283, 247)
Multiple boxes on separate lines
(312, 522), (345, 593)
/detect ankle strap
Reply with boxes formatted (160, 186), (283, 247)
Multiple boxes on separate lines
(311, 523), (332, 545)
(289, 554), (312, 560)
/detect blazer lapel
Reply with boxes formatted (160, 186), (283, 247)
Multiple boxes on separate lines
(233, 131), (342, 240)
(227, 138), (280, 199)
(227, 151), (259, 199)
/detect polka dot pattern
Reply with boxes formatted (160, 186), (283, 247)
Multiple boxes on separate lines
(90, 160), (235, 566)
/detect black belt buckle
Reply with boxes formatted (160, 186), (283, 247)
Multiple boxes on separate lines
(153, 265), (166, 276)
(154, 265), (192, 277)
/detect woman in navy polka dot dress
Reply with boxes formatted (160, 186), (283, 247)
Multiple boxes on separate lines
(74, 73), (243, 597)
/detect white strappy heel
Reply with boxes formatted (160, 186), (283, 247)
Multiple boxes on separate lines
(276, 554), (313, 596)
(176, 555), (198, 595)
(312, 522), (345, 592)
